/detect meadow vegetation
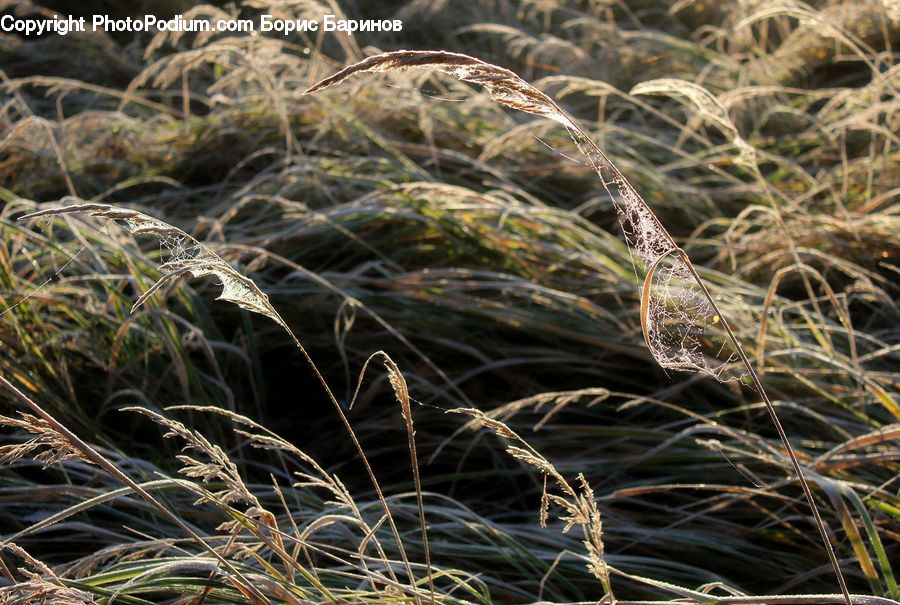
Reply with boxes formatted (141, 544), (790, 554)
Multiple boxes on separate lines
(0, 1), (898, 603)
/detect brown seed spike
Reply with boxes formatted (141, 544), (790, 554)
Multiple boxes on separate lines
(305, 50), (566, 122)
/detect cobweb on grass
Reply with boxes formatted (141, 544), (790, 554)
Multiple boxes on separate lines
(306, 50), (746, 381)
(20, 203), (289, 333)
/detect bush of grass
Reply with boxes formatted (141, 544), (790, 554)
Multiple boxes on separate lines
(1, 1), (897, 603)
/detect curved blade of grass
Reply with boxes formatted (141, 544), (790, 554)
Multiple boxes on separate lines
(838, 483), (899, 599)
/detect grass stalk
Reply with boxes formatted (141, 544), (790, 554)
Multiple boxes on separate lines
(0, 373), (271, 605)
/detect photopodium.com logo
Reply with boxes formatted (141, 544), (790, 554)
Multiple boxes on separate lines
(0, 13), (403, 36)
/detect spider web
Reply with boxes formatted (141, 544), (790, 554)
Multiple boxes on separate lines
(563, 124), (744, 381)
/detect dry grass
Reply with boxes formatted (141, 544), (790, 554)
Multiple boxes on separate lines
(0, 0), (898, 604)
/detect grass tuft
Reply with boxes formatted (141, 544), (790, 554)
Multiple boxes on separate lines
(1, 1), (898, 604)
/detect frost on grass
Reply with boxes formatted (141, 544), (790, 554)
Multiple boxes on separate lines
(20, 203), (289, 332)
(1, 544), (94, 605)
(0, 412), (86, 469)
(631, 78), (758, 169)
(307, 50), (745, 381)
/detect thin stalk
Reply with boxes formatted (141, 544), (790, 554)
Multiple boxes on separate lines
(272, 313), (422, 605)
(570, 95), (851, 604)
(575, 87), (852, 605)
(677, 249), (852, 605)
(391, 358), (435, 604)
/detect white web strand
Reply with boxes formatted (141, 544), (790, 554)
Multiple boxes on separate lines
(0, 244), (87, 318)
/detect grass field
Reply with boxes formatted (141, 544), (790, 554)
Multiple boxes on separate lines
(1, 1), (898, 603)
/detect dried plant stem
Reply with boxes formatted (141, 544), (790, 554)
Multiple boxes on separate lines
(276, 325), (422, 605)
(0, 374), (271, 605)
(677, 250), (852, 605)
(386, 356), (435, 604)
